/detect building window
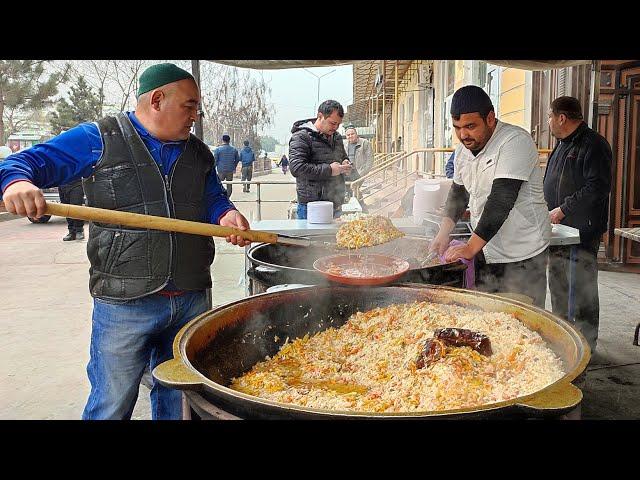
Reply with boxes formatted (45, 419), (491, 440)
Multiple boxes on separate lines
(447, 61), (456, 97)
(406, 94), (414, 122)
(443, 95), (453, 148)
(486, 65), (500, 116)
(473, 61), (488, 88)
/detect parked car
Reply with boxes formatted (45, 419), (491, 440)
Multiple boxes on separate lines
(27, 187), (60, 223)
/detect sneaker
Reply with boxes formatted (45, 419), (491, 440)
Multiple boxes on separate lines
(75, 230), (85, 240)
(63, 232), (76, 241)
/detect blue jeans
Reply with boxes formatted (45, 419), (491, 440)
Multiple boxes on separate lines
(82, 290), (209, 420)
(297, 203), (342, 220)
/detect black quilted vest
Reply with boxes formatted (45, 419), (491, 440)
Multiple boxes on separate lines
(82, 113), (215, 300)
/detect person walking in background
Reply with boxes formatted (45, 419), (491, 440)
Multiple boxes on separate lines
(214, 134), (240, 197)
(239, 140), (255, 193)
(278, 154), (289, 174)
(58, 179), (85, 241)
(543, 96), (612, 352)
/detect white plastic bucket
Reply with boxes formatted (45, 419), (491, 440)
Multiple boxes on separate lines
(307, 201), (334, 224)
(412, 179), (453, 224)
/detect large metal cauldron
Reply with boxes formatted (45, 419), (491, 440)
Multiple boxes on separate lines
(246, 235), (468, 294)
(153, 285), (590, 420)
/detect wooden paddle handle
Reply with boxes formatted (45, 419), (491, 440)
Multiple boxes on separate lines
(45, 202), (278, 244)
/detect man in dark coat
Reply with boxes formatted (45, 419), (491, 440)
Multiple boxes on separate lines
(58, 178), (85, 241)
(214, 134), (240, 197)
(288, 100), (351, 219)
(544, 96), (612, 351)
(239, 140), (256, 192)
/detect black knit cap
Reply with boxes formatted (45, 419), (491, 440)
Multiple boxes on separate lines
(450, 85), (494, 117)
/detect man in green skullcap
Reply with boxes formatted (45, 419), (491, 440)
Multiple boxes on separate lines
(0, 62), (251, 420)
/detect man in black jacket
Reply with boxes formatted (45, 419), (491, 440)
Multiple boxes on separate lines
(289, 100), (352, 219)
(544, 96), (612, 351)
(58, 178), (85, 241)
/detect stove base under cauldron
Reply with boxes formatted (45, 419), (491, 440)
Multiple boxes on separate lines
(182, 392), (241, 420)
(180, 391), (582, 420)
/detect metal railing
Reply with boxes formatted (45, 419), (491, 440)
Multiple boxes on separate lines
(352, 147), (553, 216)
(350, 148), (451, 198)
(219, 148), (554, 221)
(373, 151), (402, 167)
(220, 180), (295, 221)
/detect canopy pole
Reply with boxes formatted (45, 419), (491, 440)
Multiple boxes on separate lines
(393, 60), (402, 152)
(589, 60), (601, 130)
(382, 60), (386, 153)
(191, 60), (204, 140)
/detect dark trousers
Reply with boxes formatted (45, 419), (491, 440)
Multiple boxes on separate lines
(241, 166), (253, 192)
(548, 236), (601, 349)
(218, 170), (234, 197)
(58, 182), (85, 233)
(475, 248), (549, 309)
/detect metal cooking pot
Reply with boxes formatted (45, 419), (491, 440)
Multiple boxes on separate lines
(246, 234), (467, 290)
(153, 285), (590, 419)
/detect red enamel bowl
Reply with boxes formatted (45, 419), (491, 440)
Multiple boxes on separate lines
(313, 253), (410, 286)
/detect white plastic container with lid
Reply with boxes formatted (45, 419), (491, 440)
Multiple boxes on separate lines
(412, 178), (453, 225)
(306, 201), (334, 224)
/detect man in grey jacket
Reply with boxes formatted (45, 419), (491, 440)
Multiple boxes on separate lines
(343, 125), (374, 180)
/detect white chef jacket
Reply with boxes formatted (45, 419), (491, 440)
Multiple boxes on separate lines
(453, 120), (551, 263)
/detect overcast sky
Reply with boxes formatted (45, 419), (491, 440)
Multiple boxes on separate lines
(252, 65), (354, 145)
(47, 61), (354, 145)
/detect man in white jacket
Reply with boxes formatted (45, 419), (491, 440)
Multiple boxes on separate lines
(430, 85), (551, 307)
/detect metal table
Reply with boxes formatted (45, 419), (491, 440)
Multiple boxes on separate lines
(549, 224), (581, 323)
(249, 217), (426, 237)
(614, 228), (640, 345)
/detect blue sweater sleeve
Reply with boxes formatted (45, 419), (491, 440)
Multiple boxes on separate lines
(445, 152), (455, 179)
(0, 123), (101, 192)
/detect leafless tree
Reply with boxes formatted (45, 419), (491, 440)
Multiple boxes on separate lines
(199, 63), (272, 148)
(109, 60), (151, 112)
(2, 60), (272, 148)
(66, 60), (112, 118)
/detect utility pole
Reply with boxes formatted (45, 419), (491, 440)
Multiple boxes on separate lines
(303, 68), (337, 111)
(191, 60), (204, 140)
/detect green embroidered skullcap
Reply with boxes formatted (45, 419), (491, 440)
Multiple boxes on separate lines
(137, 63), (195, 98)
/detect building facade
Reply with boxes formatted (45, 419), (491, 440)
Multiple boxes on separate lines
(347, 59), (638, 268)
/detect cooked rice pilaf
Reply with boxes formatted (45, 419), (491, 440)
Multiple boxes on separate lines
(335, 215), (404, 249)
(230, 301), (565, 413)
